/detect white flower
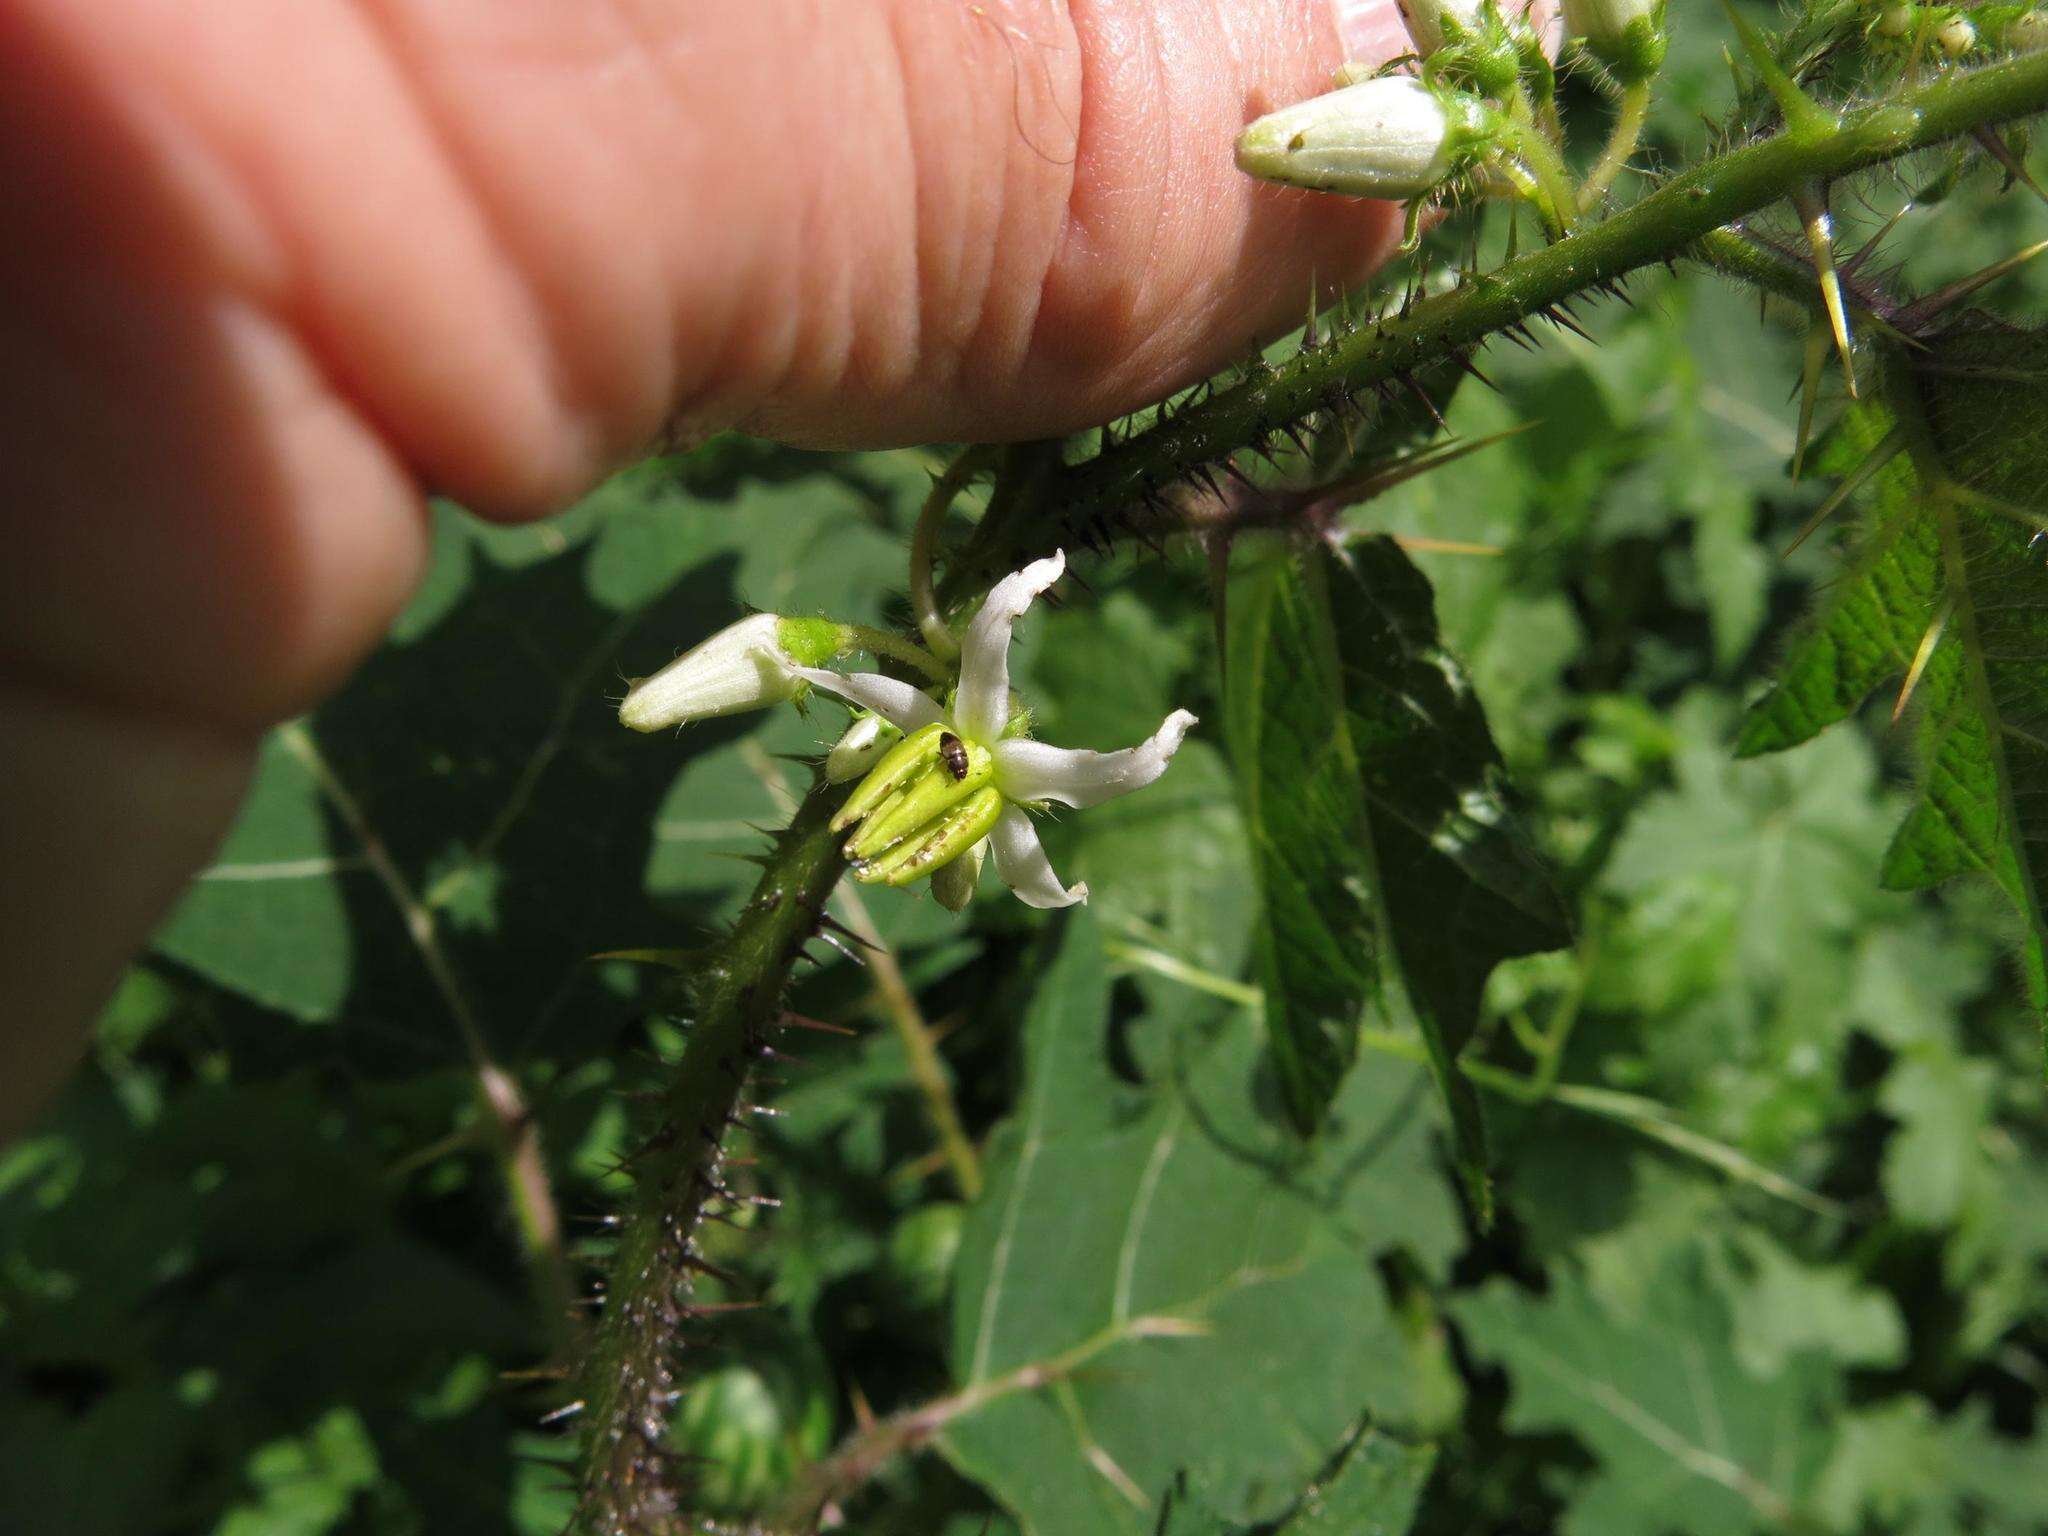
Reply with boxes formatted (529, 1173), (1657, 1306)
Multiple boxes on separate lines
(619, 614), (843, 732)
(800, 551), (1198, 909)
(1234, 77), (1499, 201)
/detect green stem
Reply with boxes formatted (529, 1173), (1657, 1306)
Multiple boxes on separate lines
(576, 782), (848, 1530)
(911, 446), (993, 661)
(1579, 79), (1652, 212)
(839, 623), (951, 684)
(950, 46), (2048, 587)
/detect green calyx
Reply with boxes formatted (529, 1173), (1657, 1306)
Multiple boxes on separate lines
(833, 722), (1002, 886)
(776, 615), (846, 669)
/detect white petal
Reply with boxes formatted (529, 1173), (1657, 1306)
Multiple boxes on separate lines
(793, 668), (948, 734)
(991, 709), (1198, 808)
(990, 806), (1088, 909)
(955, 550), (1065, 743)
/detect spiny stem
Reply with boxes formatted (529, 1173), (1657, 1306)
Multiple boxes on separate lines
(953, 46), (2048, 585)
(744, 743), (982, 1200)
(576, 782), (848, 1531)
(1578, 78), (1652, 212)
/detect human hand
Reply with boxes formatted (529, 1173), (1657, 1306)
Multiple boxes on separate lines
(0, 0), (1420, 1132)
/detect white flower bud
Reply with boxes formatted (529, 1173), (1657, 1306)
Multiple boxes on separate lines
(1235, 77), (1500, 201)
(2011, 11), (2048, 52)
(1936, 15), (1976, 54)
(825, 714), (900, 783)
(1397, 0), (1486, 56)
(620, 614), (840, 732)
(1562, 0), (1667, 80)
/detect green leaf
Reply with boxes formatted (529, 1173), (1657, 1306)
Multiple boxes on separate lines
(1814, 1399), (2048, 1536)
(1224, 549), (1381, 1133)
(1456, 1245), (1835, 1536)
(1154, 1425), (1434, 1536)
(1224, 542), (1568, 1200)
(1740, 327), (2048, 1045)
(942, 912), (1439, 1534)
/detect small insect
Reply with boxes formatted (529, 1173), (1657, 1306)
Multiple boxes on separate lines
(939, 732), (970, 781)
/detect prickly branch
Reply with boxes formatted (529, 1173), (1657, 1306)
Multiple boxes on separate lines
(952, 45), (2048, 591)
(574, 784), (846, 1535)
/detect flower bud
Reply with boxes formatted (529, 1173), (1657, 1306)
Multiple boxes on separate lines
(1561, 0), (1667, 82)
(930, 840), (986, 911)
(1936, 14), (1976, 54)
(2009, 10), (2048, 52)
(619, 614), (842, 732)
(1235, 77), (1501, 201)
(824, 714), (900, 783)
(1397, 0), (1486, 56)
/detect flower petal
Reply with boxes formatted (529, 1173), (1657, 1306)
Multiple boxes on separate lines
(794, 668), (947, 734)
(991, 709), (1198, 808)
(989, 806), (1088, 909)
(954, 550), (1065, 743)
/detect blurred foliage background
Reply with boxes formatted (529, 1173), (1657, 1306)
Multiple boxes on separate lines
(8, 19), (2048, 1536)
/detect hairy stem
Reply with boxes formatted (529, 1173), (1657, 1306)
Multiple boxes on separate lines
(839, 623), (951, 684)
(1579, 78), (1652, 212)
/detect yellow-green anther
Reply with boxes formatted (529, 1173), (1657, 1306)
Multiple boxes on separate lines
(844, 736), (995, 861)
(854, 787), (1003, 887)
(831, 723), (945, 833)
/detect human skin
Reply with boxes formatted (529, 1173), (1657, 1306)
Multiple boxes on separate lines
(0, 0), (1430, 1135)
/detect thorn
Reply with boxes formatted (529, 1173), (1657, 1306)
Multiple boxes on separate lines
(1971, 127), (2048, 208)
(1304, 269), (1321, 350)
(1782, 425), (1907, 556)
(588, 947), (694, 971)
(778, 1011), (857, 1036)
(1892, 597), (1954, 725)
(1896, 238), (2048, 330)
(816, 912), (879, 951)
(1542, 305), (1595, 343)
(678, 1299), (767, 1318)
(1792, 182), (1857, 398)
(1455, 352), (1499, 392)
(539, 1400), (586, 1426)
(680, 1251), (746, 1288)
(1841, 201), (1912, 277)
